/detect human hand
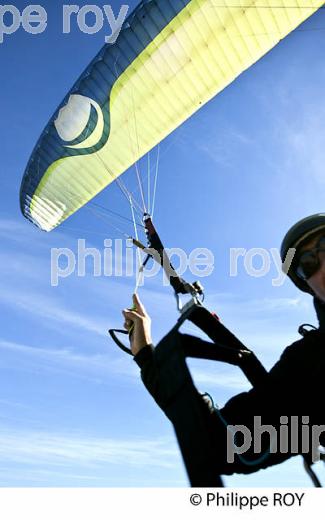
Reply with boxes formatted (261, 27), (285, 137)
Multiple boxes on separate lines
(122, 294), (152, 356)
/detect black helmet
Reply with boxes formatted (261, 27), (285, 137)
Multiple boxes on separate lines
(280, 213), (325, 293)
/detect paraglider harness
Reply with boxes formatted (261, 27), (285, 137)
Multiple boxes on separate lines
(109, 215), (324, 487)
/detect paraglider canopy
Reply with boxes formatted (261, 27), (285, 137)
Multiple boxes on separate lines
(20, 0), (324, 233)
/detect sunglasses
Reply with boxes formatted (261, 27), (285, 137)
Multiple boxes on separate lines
(295, 236), (325, 281)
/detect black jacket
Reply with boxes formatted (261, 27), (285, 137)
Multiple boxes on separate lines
(134, 298), (325, 475)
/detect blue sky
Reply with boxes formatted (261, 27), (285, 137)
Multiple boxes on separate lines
(1, 0), (325, 487)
